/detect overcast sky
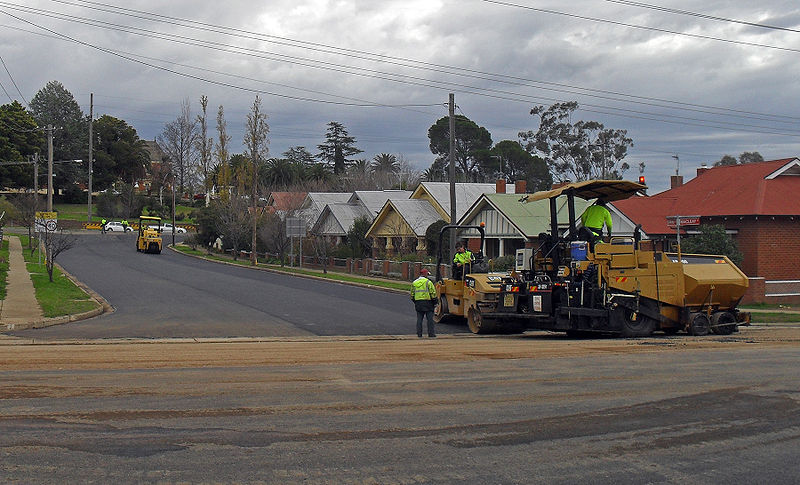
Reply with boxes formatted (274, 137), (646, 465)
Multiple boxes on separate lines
(1, 0), (799, 193)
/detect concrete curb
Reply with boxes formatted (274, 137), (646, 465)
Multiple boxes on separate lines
(1, 262), (112, 333)
(168, 244), (409, 295)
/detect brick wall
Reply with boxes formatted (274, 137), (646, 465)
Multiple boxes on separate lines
(709, 216), (800, 281)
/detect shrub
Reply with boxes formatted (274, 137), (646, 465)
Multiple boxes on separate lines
(489, 255), (516, 271)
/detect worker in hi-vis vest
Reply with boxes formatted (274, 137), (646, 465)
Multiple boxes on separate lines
(580, 199), (612, 248)
(411, 268), (437, 338)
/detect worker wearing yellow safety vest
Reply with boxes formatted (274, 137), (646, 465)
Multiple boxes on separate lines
(453, 243), (474, 279)
(411, 268), (437, 338)
(580, 199), (612, 248)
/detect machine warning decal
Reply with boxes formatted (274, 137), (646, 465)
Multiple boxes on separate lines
(668, 254), (729, 265)
(615, 277), (628, 283)
(532, 295), (542, 312)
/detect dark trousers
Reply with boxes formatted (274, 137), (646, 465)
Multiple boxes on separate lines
(416, 310), (435, 337)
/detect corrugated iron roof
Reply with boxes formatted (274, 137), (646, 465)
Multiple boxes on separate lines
(613, 158), (800, 234)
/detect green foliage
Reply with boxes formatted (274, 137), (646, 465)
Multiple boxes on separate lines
(483, 140), (553, 191)
(317, 121), (363, 175)
(681, 224), (743, 266)
(346, 216), (372, 258)
(92, 114), (150, 188)
(192, 202), (222, 246)
(0, 239), (9, 300)
(489, 255), (516, 271)
(428, 115), (492, 181)
(713, 151), (764, 167)
(60, 185), (84, 204)
(0, 101), (44, 188)
(95, 187), (146, 218)
(29, 81), (87, 188)
(519, 101), (634, 182)
(425, 220), (448, 257)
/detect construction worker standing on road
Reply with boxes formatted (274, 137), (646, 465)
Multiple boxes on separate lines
(453, 243), (474, 279)
(101, 218), (107, 234)
(580, 199), (612, 247)
(121, 219), (128, 230)
(411, 268), (437, 338)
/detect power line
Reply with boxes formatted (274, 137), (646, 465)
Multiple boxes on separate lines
(481, 0), (800, 54)
(17, 0), (800, 123)
(0, 78), (13, 102)
(5, 3), (799, 137)
(0, 54), (27, 105)
(0, 9), (443, 111)
(602, 0), (800, 34)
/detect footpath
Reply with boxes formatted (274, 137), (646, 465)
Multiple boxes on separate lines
(0, 236), (43, 325)
(0, 235), (105, 333)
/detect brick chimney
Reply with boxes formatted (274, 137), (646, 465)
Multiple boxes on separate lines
(696, 163), (709, 177)
(670, 175), (684, 189)
(514, 180), (527, 194)
(496, 179), (507, 194)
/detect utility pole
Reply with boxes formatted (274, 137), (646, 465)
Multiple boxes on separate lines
(88, 93), (93, 222)
(33, 153), (39, 213)
(47, 124), (53, 212)
(448, 93), (456, 263)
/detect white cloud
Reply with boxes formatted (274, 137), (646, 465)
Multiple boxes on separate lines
(1, 0), (798, 194)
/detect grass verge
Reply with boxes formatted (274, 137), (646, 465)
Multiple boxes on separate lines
(173, 244), (412, 292)
(749, 312), (800, 324)
(18, 234), (100, 318)
(0, 239), (9, 300)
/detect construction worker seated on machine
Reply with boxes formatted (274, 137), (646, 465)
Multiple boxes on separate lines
(579, 199), (612, 250)
(453, 243), (474, 279)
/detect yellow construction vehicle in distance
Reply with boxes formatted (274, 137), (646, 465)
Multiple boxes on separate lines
(137, 215), (162, 254)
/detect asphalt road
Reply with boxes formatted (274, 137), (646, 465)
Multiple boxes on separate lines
(11, 232), (463, 339)
(1, 337), (798, 484)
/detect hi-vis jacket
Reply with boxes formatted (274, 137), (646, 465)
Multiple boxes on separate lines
(411, 276), (436, 301)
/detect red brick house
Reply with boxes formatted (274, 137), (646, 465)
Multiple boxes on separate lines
(613, 158), (800, 303)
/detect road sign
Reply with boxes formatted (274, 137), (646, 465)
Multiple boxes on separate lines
(285, 217), (306, 237)
(666, 215), (701, 229)
(35, 211), (58, 232)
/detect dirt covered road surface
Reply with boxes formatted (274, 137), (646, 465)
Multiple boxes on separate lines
(2, 326), (800, 484)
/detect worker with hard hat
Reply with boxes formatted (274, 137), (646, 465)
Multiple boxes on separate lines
(411, 268), (437, 338)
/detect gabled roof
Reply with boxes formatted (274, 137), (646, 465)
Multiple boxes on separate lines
(614, 158), (800, 234)
(298, 192), (352, 227)
(410, 182), (499, 221)
(460, 193), (592, 238)
(312, 203), (371, 236)
(267, 191), (307, 212)
(366, 199), (444, 238)
(348, 190), (411, 215)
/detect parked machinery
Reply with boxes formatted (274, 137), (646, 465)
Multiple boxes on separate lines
(137, 215), (163, 254)
(485, 180), (750, 337)
(432, 223), (522, 333)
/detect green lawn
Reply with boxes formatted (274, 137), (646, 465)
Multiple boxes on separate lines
(53, 203), (97, 222)
(173, 245), (412, 292)
(0, 239), (9, 300)
(18, 234), (100, 318)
